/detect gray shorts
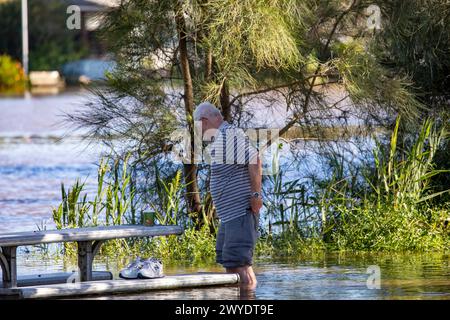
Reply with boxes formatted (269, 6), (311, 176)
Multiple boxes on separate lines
(216, 209), (259, 268)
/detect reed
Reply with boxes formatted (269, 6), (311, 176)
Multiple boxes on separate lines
(51, 155), (136, 256)
(329, 117), (450, 251)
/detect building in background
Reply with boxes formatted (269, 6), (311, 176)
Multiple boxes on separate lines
(60, 1), (120, 84)
(62, 0), (119, 56)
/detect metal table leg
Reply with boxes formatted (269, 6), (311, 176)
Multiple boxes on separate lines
(77, 240), (104, 282)
(0, 246), (18, 288)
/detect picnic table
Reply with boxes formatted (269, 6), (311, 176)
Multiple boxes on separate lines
(0, 225), (183, 289)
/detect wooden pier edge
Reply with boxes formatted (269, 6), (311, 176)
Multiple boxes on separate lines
(0, 273), (240, 299)
(0, 271), (113, 288)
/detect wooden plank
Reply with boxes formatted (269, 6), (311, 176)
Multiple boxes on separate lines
(0, 225), (183, 247)
(0, 271), (112, 287)
(2, 273), (240, 299)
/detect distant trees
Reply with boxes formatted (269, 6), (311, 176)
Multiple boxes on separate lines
(375, 0), (450, 115)
(0, 0), (87, 70)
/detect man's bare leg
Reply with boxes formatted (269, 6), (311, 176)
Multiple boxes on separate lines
(226, 265), (257, 288)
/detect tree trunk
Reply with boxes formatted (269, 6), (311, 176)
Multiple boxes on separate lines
(220, 79), (231, 122)
(211, 58), (231, 121)
(176, 6), (202, 223)
(205, 48), (213, 82)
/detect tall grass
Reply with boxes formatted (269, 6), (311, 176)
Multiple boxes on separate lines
(52, 155), (137, 256)
(370, 117), (449, 206)
(263, 171), (304, 235)
(52, 156), (136, 229)
(331, 117), (449, 251)
(259, 117), (449, 252)
(148, 167), (185, 226)
(51, 157), (217, 262)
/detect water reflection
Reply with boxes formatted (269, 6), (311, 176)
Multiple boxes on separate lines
(81, 286), (241, 300)
(81, 285), (260, 300)
(239, 285), (257, 300)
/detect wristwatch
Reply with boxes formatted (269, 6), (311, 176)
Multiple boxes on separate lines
(251, 192), (262, 199)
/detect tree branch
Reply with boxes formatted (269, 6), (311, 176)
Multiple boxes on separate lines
(277, 0), (359, 139)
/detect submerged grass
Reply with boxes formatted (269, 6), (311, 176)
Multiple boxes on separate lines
(331, 202), (449, 251)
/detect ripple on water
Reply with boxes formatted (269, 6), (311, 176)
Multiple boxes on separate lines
(0, 138), (101, 233)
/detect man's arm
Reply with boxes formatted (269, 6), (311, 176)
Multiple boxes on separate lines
(249, 154), (263, 214)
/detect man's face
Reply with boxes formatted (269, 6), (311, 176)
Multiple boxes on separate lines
(199, 117), (209, 134)
(197, 116), (216, 142)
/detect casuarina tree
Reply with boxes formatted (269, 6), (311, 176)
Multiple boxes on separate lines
(69, 0), (424, 229)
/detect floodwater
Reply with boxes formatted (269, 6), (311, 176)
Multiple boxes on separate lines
(13, 249), (450, 300)
(1, 89), (449, 300)
(0, 89), (103, 233)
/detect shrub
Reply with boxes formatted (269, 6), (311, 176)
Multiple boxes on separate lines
(0, 54), (26, 90)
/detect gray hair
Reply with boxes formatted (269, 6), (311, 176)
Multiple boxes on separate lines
(193, 102), (223, 121)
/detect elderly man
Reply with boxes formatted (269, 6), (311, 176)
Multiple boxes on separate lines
(193, 102), (263, 287)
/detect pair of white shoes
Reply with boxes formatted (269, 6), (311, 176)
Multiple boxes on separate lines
(119, 257), (164, 279)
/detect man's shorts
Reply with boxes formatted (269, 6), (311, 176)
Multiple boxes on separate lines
(216, 209), (260, 268)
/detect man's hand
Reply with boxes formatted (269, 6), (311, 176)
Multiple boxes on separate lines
(250, 196), (263, 214)
(248, 154), (262, 214)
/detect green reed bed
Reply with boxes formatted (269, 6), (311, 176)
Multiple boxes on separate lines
(48, 118), (449, 264)
(328, 117), (449, 251)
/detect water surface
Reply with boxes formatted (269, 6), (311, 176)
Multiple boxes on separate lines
(14, 250), (450, 300)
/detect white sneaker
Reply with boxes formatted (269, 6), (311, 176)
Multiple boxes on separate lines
(119, 257), (144, 279)
(138, 258), (164, 279)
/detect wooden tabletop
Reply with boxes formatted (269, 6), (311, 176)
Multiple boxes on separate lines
(0, 225), (183, 247)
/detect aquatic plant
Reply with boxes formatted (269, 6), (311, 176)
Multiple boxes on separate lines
(52, 155), (137, 255)
(149, 167), (186, 226)
(259, 117), (449, 253)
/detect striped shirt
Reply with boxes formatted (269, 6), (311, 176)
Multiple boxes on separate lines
(208, 121), (258, 223)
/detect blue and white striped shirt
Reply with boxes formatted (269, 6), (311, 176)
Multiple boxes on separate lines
(207, 121), (258, 223)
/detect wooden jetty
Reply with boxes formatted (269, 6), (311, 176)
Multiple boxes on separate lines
(0, 271), (113, 288)
(0, 273), (240, 299)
